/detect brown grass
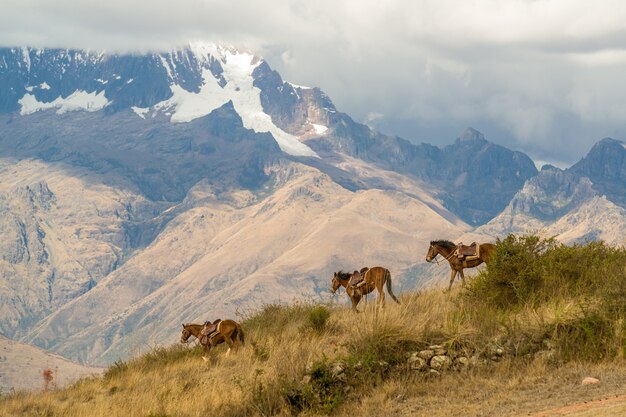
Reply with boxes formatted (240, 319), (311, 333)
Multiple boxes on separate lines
(2, 272), (626, 417)
(340, 361), (626, 417)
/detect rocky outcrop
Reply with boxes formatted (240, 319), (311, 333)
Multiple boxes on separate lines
(407, 345), (471, 376)
(405, 338), (557, 376)
(253, 62), (334, 137)
(570, 138), (626, 208)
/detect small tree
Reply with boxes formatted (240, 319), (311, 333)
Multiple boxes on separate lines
(42, 367), (55, 390)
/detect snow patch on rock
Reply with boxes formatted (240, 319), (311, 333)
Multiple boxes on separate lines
(18, 90), (110, 115)
(131, 106), (149, 119)
(311, 123), (328, 135)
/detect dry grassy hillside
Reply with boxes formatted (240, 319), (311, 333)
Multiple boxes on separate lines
(2, 236), (626, 417)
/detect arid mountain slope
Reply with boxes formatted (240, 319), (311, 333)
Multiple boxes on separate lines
(0, 159), (159, 339)
(24, 162), (468, 365)
(0, 335), (102, 393)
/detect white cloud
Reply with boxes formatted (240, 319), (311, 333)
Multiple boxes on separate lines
(2, 0), (626, 164)
(365, 112), (384, 128)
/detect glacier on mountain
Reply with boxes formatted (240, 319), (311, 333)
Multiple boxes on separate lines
(18, 90), (110, 115)
(153, 43), (319, 158)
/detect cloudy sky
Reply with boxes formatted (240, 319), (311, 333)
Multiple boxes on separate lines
(2, 0), (626, 166)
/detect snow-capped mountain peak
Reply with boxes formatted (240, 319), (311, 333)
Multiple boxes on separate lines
(1, 45), (319, 158)
(155, 43), (319, 157)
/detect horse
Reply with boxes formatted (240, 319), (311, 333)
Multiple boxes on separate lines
(180, 319), (245, 359)
(425, 240), (495, 292)
(331, 266), (400, 312)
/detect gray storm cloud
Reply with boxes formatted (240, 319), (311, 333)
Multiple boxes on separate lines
(2, 0), (626, 165)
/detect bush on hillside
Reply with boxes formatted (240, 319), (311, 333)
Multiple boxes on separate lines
(465, 234), (626, 360)
(468, 235), (626, 309)
(281, 360), (343, 415)
(306, 305), (331, 334)
(467, 235), (555, 308)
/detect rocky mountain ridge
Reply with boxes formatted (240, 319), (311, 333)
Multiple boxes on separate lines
(475, 138), (626, 245)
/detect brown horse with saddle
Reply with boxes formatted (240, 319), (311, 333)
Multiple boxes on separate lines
(331, 266), (400, 312)
(425, 240), (495, 292)
(180, 319), (245, 359)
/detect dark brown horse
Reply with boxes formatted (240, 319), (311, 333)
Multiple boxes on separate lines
(425, 240), (495, 292)
(331, 266), (400, 312)
(180, 320), (245, 359)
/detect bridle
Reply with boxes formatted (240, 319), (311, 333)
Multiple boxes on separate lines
(426, 244), (457, 265)
(181, 329), (192, 344)
(181, 326), (200, 345)
(331, 276), (343, 295)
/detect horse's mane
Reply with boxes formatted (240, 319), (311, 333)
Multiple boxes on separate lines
(335, 270), (352, 280)
(430, 240), (457, 249)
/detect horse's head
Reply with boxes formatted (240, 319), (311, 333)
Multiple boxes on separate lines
(180, 323), (192, 343)
(425, 242), (438, 262)
(331, 272), (341, 294)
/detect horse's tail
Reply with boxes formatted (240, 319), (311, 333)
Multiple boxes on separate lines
(237, 324), (245, 346)
(385, 269), (400, 304)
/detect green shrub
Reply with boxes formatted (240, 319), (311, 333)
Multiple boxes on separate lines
(467, 235), (555, 308)
(467, 235), (626, 310)
(281, 361), (343, 415)
(306, 305), (331, 334)
(242, 302), (308, 334)
(541, 240), (626, 301)
(464, 234), (626, 362)
(550, 310), (616, 362)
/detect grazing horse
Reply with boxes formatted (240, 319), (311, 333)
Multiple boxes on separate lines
(331, 266), (400, 312)
(180, 320), (245, 359)
(425, 240), (495, 292)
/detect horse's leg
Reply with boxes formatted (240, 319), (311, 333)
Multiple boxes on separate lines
(378, 283), (385, 308)
(351, 293), (362, 312)
(459, 269), (467, 287)
(202, 344), (211, 362)
(232, 330), (240, 353)
(224, 332), (234, 356)
(446, 269), (457, 292)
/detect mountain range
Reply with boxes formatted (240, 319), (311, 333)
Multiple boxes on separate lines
(0, 43), (624, 376)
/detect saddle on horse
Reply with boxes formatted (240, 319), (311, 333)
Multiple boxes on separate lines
(348, 267), (370, 289)
(201, 319), (222, 344)
(457, 242), (479, 260)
